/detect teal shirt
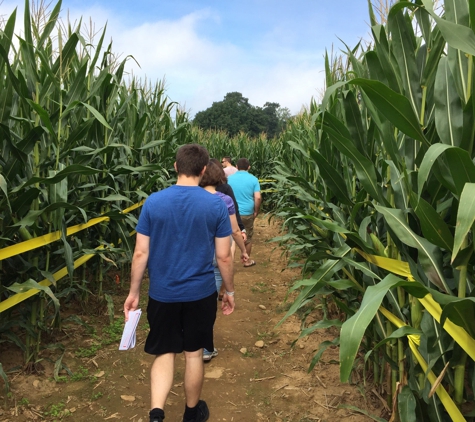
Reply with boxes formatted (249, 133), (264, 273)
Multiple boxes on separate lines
(227, 171), (260, 215)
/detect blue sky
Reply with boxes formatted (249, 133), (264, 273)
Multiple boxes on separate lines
(1, 0), (374, 116)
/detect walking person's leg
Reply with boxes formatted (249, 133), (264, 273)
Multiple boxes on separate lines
(241, 215), (256, 267)
(203, 258), (220, 361)
(145, 299), (183, 421)
(245, 239), (252, 257)
(182, 350), (210, 421)
(182, 293), (216, 421)
(150, 353), (175, 409)
(184, 349), (205, 406)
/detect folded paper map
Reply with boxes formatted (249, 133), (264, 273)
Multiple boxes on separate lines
(119, 309), (142, 350)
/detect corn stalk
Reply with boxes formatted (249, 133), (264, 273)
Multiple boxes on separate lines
(274, 0), (475, 420)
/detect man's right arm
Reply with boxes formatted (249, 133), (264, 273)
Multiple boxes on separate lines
(215, 236), (235, 315)
(124, 233), (150, 320)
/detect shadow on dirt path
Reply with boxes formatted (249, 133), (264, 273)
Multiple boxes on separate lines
(1, 216), (384, 421)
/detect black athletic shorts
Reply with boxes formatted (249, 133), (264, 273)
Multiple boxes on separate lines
(144, 292), (218, 355)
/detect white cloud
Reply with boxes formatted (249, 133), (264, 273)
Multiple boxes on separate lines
(1, 1), (325, 116)
(65, 5), (324, 116)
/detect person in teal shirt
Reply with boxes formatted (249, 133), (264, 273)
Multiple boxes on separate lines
(227, 158), (261, 267)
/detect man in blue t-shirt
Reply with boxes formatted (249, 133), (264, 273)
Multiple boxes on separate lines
(124, 144), (235, 422)
(227, 158), (261, 267)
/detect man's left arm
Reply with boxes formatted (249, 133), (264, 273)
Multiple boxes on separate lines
(253, 191), (262, 218)
(215, 236), (235, 315)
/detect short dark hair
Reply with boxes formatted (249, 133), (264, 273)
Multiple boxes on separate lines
(222, 156), (232, 164)
(236, 158), (250, 170)
(200, 160), (226, 187)
(176, 144), (209, 177)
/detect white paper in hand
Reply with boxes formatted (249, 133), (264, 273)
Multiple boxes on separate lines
(119, 309), (142, 350)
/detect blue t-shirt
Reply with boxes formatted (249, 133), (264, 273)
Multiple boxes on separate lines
(136, 185), (232, 302)
(227, 171), (260, 215)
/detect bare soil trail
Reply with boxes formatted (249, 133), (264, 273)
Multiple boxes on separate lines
(1, 216), (384, 422)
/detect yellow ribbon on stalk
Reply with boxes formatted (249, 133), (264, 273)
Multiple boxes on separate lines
(0, 200), (144, 313)
(0, 247), (101, 313)
(408, 339), (465, 422)
(0, 200), (144, 261)
(378, 306), (465, 422)
(355, 249), (475, 361)
(356, 250), (414, 279)
(0, 216), (109, 261)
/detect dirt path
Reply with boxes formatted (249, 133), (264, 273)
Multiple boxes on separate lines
(1, 217), (383, 421)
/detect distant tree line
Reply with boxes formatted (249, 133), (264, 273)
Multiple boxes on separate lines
(192, 92), (292, 138)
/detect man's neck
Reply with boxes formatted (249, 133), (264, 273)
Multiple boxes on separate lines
(176, 174), (201, 186)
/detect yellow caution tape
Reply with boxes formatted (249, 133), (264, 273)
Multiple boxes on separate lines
(356, 249), (475, 360)
(418, 293), (475, 361)
(0, 248), (101, 313)
(0, 200), (144, 313)
(0, 216), (109, 261)
(355, 249), (413, 280)
(0, 200), (144, 261)
(379, 306), (420, 346)
(408, 338), (466, 421)
(379, 305), (465, 421)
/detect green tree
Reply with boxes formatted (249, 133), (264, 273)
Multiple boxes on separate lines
(193, 92), (289, 138)
(276, 106), (291, 133)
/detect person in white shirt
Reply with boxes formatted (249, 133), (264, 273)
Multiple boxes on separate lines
(221, 156), (238, 177)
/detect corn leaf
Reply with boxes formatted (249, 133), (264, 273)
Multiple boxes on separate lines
(375, 205), (450, 293)
(373, 326), (422, 349)
(371, 24), (403, 93)
(421, 0), (475, 55)
(308, 338), (339, 372)
(81, 102), (113, 130)
(452, 183), (475, 262)
(440, 297), (475, 338)
(0, 363), (9, 393)
(340, 274), (406, 382)
(13, 165), (101, 191)
(308, 149), (353, 206)
(7, 279), (59, 312)
(61, 223), (75, 282)
(434, 57), (463, 146)
(410, 192), (453, 251)
(342, 90), (366, 152)
(388, 8), (422, 119)
(398, 386), (417, 422)
(323, 112), (383, 202)
(349, 78), (427, 145)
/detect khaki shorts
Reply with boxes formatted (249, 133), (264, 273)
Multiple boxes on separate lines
(241, 214), (255, 244)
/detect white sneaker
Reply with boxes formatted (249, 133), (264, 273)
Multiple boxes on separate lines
(202, 348), (218, 361)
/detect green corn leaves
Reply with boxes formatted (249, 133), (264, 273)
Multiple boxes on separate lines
(0, 0), (190, 368)
(271, 0), (475, 419)
(348, 78), (427, 145)
(452, 183), (475, 262)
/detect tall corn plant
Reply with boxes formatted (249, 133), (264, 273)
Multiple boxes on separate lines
(0, 0), (188, 368)
(192, 126), (286, 210)
(274, 0), (475, 420)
